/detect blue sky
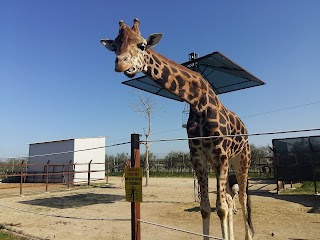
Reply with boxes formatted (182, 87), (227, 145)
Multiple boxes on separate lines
(1, 1), (320, 158)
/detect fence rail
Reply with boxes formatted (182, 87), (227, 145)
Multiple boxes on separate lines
(0, 161), (108, 195)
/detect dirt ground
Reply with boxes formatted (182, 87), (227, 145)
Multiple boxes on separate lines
(0, 177), (319, 240)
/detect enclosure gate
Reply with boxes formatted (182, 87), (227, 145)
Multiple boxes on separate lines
(272, 135), (320, 194)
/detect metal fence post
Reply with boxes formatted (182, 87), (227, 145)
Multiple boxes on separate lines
(88, 160), (92, 186)
(51, 165), (55, 184)
(45, 160), (50, 193)
(67, 160), (72, 190)
(308, 137), (318, 194)
(130, 133), (140, 240)
(106, 161), (109, 184)
(20, 160), (25, 195)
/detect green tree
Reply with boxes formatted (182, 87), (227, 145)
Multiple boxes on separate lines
(250, 144), (272, 163)
(105, 153), (129, 173)
(0, 157), (27, 174)
(164, 151), (192, 172)
(140, 152), (157, 171)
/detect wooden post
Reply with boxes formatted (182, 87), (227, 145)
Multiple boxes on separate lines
(88, 160), (92, 186)
(131, 134), (140, 240)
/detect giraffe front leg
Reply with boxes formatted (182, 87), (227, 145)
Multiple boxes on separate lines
(201, 201), (210, 240)
(216, 180), (229, 240)
(214, 159), (231, 240)
(197, 168), (210, 240)
(190, 151), (211, 240)
(200, 185), (210, 240)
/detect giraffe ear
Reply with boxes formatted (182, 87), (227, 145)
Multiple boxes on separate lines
(146, 33), (163, 49)
(100, 39), (116, 52)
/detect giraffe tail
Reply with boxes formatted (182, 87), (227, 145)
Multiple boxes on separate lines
(246, 179), (254, 236)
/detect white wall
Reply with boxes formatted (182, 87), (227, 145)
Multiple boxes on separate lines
(73, 137), (105, 183)
(28, 137), (106, 183)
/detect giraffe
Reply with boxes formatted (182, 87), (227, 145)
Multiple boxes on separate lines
(100, 19), (254, 240)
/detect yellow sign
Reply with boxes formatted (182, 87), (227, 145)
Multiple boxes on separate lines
(125, 167), (143, 202)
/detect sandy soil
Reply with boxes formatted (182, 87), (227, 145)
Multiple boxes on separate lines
(0, 177), (319, 240)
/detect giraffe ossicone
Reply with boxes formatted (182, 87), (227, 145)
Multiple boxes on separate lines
(100, 18), (254, 240)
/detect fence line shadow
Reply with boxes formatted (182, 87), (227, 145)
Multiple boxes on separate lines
(20, 193), (125, 209)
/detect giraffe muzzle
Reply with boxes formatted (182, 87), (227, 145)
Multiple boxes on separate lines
(114, 61), (137, 77)
(115, 55), (131, 72)
(124, 67), (137, 78)
(115, 63), (131, 72)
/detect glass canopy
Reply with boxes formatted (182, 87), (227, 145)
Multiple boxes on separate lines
(122, 51), (265, 102)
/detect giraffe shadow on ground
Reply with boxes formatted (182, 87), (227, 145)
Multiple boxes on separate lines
(143, 200), (187, 204)
(288, 239), (310, 240)
(19, 193), (125, 209)
(250, 190), (320, 214)
(184, 206), (216, 213)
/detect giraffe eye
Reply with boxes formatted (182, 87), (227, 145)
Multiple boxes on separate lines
(137, 43), (146, 51)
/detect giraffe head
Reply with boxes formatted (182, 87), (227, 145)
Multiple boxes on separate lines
(100, 19), (162, 78)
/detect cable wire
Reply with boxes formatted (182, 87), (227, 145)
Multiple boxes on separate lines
(140, 128), (320, 144)
(26, 141), (130, 159)
(151, 100), (320, 136)
(0, 203), (130, 221)
(138, 219), (224, 240)
(241, 100), (320, 118)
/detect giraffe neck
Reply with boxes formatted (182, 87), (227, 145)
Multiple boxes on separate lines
(142, 49), (221, 112)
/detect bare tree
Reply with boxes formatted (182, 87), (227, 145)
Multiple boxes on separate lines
(131, 91), (162, 186)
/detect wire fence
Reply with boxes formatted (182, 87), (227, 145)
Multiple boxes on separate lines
(2, 127), (319, 196)
(106, 156), (274, 178)
(1, 128), (320, 239)
(140, 128), (320, 144)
